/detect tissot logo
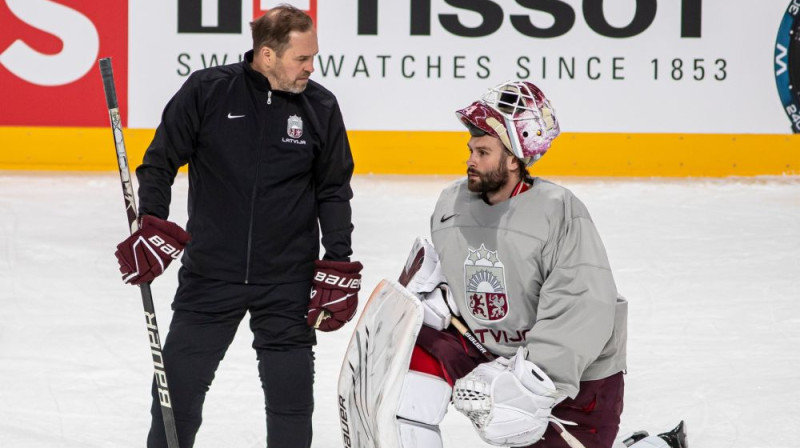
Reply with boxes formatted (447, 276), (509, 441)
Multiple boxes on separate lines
(0, 0), (128, 126)
(178, 0), (241, 33)
(177, 0), (317, 34)
(357, 0), (702, 38)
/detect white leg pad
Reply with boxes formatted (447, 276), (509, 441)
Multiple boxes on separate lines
(398, 418), (444, 448)
(397, 371), (451, 425)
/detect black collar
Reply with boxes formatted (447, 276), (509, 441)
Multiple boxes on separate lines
(243, 50), (272, 92)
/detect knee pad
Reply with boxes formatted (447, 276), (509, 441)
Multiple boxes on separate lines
(395, 371), (451, 447)
(397, 370), (451, 425)
(397, 418), (444, 448)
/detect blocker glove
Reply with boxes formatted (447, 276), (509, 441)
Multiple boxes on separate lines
(308, 260), (363, 332)
(115, 215), (190, 285)
(398, 237), (459, 330)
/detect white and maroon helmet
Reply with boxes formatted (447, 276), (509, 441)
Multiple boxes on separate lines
(455, 80), (560, 166)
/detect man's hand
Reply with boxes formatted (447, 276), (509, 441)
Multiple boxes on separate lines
(115, 215), (190, 285)
(308, 260), (363, 332)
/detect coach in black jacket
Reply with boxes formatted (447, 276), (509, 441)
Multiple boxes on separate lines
(113, 6), (362, 448)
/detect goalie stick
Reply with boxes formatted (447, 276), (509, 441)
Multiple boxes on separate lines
(449, 315), (495, 361)
(98, 58), (180, 448)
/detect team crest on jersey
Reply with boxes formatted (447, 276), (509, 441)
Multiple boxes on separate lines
(287, 115), (303, 138)
(464, 244), (508, 322)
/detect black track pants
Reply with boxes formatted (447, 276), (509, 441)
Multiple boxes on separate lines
(147, 268), (315, 448)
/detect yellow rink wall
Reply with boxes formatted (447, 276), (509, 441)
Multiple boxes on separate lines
(1, 126), (799, 176)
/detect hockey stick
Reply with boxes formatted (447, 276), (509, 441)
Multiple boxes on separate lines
(98, 58), (180, 448)
(449, 315), (495, 361)
(449, 314), (586, 448)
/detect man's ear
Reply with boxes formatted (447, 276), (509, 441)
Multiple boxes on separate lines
(508, 153), (526, 180)
(259, 46), (274, 66)
(506, 151), (520, 171)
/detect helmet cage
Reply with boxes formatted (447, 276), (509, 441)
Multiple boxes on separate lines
(480, 81), (560, 165)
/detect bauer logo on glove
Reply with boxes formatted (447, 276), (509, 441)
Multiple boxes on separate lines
(307, 260), (363, 332)
(114, 215), (190, 285)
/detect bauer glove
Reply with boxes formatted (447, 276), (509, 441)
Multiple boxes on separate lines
(308, 260), (363, 332)
(114, 215), (190, 285)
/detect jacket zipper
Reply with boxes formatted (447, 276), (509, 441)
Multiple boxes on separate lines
(244, 164), (259, 284)
(244, 89), (272, 283)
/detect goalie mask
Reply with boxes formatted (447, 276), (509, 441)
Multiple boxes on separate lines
(456, 80), (560, 166)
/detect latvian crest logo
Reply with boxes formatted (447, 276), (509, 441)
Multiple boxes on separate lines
(464, 244), (508, 322)
(287, 115), (303, 138)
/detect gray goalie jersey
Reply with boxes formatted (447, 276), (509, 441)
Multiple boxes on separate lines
(430, 178), (627, 398)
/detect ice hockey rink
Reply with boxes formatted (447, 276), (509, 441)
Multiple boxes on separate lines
(0, 172), (798, 448)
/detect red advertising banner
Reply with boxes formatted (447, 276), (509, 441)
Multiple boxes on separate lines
(0, 0), (127, 126)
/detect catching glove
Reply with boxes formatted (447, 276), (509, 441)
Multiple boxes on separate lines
(115, 215), (190, 285)
(453, 346), (564, 447)
(308, 260), (363, 332)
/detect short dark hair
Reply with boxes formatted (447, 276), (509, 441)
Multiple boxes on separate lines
(250, 4), (314, 56)
(513, 156), (530, 179)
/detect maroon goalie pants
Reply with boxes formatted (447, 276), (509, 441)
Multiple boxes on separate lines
(529, 372), (624, 448)
(412, 325), (625, 448)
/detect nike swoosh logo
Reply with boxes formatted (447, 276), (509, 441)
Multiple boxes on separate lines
(227, 113), (245, 119)
(440, 213), (458, 223)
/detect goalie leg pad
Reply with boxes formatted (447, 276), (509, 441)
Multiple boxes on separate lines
(397, 371), (451, 425)
(398, 418), (444, 448)
(337, 280), (425, 448)
(396, 371), (450, 448)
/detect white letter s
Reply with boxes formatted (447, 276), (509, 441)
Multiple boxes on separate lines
(0, 0), (99, 86)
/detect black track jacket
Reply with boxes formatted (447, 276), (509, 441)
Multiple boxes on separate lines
(136, 50), (354, 284)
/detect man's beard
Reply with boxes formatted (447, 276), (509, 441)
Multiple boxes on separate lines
(270, 66), (310, 93)
(467, 159), (510, 195)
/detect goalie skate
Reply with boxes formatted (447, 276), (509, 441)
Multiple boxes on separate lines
(616, 421), (688, 448)
(337, 279), (425, 448)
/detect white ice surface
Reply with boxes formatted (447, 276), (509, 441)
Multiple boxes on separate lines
(1, 173), (798, 448)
